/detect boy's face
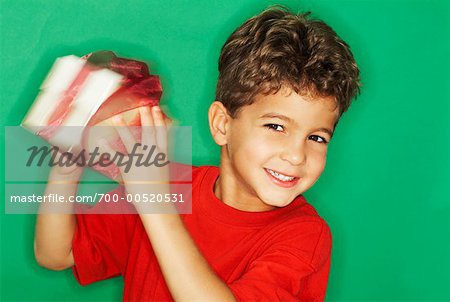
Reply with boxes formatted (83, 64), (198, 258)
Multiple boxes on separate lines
(210, 87), (339, 212)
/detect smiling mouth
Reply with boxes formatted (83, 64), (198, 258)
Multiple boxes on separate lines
(265, 168), (295, 181)
(264, 168), (299, 188)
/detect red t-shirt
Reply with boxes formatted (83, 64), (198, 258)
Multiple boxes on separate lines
(72, 165), (332, 301)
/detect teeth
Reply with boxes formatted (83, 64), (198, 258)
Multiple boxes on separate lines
(266, 169), (295, 182)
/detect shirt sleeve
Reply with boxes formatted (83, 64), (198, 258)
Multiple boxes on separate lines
(228, 219), (332, 302)
(71, 186), (139, 285)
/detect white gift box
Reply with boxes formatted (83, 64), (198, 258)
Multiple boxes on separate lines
(21, 55), (123, 151)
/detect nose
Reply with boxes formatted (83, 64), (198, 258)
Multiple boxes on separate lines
(280, 139), (306, 166)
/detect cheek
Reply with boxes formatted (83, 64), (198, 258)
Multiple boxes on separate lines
(230, 127), (271, 159)
(237, 136), (269, 163)
(228, 127), (257, 161)
(307, 149), (327, 176)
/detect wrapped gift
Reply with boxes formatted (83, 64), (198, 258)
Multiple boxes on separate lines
(22, 51), (167, 181)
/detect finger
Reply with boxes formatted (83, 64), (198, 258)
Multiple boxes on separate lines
(164, 115), (173, 130)
(139, 106), (155, 147)
(164, 116), (174, 151)
(111, 115), (137, 154)
(152, 106), (168, 153)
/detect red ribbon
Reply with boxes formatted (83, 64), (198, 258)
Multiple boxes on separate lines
(40, 51), (163, 133)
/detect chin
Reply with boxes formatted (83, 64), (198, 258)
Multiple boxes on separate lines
(258, 191), (297, 208)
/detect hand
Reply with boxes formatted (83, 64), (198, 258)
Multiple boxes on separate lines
(101, 106), (172, 209)
(49, 151), (84, 181)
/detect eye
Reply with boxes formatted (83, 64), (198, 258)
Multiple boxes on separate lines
(264, 123), (284, 132)
(309, 135), (328, 144)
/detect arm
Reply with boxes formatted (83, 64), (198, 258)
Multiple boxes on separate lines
(139, 212), (236, 302)
(112, 106), (236, 302)
(34, 163), (81, 271)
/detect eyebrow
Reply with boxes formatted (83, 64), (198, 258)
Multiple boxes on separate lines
(259, 112), (335, 138)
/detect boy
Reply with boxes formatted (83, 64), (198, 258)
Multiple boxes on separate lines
(34, 6), (360, 301)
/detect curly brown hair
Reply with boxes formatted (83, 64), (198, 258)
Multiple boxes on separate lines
(216, 6), (361, 119)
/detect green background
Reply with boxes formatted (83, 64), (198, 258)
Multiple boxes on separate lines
(1, 0), (449, 301)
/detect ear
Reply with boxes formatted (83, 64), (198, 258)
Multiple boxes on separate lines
(208, 101), (231, 146)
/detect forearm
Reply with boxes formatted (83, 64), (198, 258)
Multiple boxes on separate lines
(34, 168), (81, 270)
(116, 105), (232, 300)
(139, 213), (236, 302)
